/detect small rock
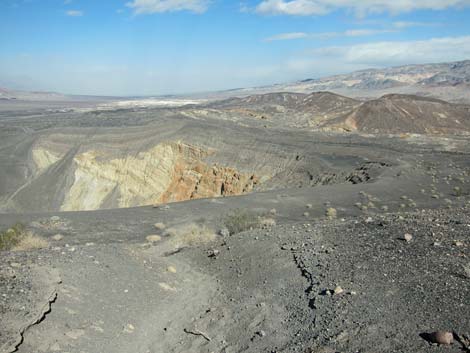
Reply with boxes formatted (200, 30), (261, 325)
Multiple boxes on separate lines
(257, 330), (266, 337)
(428, 331), (454, 345)
(10, 262), (21, 268)
(146, 235), (162, 243)
(50, 216), (61, 222)
(403, 233), (413, 242)
(333, 286), (344, 295)
(167, 266), (177, 273)
(306, 204), (313, 209)
(208, 249), (220, 258)
(154, 222), (166, 230)
(454, 241), (464, 247)
(52, 234), (63, 241)
(304, 212), (310, 217)
(365, 217), (373, 223)
(124, 324), (135, 333)
(219, 228), (230, 237)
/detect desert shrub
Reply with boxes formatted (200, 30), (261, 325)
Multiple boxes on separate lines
(223, 209), (265, 235)
(12, 233), (48, 251)
(0, 223), (26, 251)
(1, 223), (48, 251)
(326, 207), (337, 219)
(165, 223), (216, 248)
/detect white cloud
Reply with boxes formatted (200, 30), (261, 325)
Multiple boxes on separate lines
(265, 32), (308, 41)
(265, 28), (395, 41)
(256, 0), (470, 16)
(66, 10), (83, 16)
(392, 21), (439, 29)
(126, 0), (210, 14)
(344, 29), (396, 36)
(309, 36), (470, 66)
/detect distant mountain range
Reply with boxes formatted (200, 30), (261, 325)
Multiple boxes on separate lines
(0, 87), (66, 101)
(213, 60), (470, 104)
(2, 60), (470, 104)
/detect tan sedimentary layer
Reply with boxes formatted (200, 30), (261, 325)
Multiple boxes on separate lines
(61, 142), (258, 211)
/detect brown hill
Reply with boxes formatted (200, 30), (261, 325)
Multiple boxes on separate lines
(209, 91), (360, 128)
(320, 94), (470, 135)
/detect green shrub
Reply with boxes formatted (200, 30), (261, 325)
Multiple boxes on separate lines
(0, 223), (26, 251)
(223, 209), (264, 235)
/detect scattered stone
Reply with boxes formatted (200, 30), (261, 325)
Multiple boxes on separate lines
(219, 227), (230, 237)
(333, 286), (344, 295)
(402, 233), (413, 242)
(52, 234), (63, 241)
(257, 330), (266, 337)
(50, 216), (61, 222)
(146, 235), (162, 243)
(428, 331), (454, 345)
(154, 222), (166, 230)
(124, 324), (135, 333)
(208, 249), (220, 258)
(463, 263), (470, 278)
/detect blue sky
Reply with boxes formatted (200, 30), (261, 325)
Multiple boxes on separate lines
(1, 0), (470, 96)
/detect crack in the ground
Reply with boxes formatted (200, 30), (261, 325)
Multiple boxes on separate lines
(292, 250), (319, 323)
(10, 289), (58, 353)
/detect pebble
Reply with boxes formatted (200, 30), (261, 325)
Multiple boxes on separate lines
(257, 330), (266, 337)
(333, 286), (344, 295)
(52, 234), (63, 241)
(208, 249), (220, 257)
(403, 233), (413, 242)
(219, 228), (230, 237)
(146, 235), (162, 243)
(429, 331), (453, 345)
(154, 222), (166, 230)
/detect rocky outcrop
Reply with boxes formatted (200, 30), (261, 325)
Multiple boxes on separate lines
(61, 142), (258, 211)
(32, 148), (62, 174)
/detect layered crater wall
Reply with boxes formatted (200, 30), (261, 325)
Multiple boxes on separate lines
(0, 116), (392, 213)
(58, 142), (258, 211)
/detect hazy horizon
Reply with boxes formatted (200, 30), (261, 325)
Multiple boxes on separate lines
(2, 0), (470, 96)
